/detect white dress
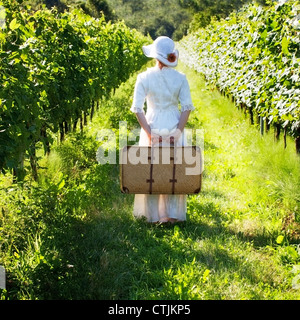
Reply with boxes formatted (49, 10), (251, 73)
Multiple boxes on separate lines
(130, 65), (195, 222)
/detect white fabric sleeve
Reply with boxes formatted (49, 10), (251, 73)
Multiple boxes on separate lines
(179, 75), (195, 112)
(130, 74), (146, 113)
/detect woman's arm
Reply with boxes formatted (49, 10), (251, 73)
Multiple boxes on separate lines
(135, 112), (151, 137)
(135, 112), (160, 144)
(166, 110), (191, 143)
(177, 110), (191, 132)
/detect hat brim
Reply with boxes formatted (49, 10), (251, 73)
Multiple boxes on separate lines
(142, 44), (179, 67)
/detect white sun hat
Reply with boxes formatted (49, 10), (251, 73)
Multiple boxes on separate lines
(142, 36), (179, 67)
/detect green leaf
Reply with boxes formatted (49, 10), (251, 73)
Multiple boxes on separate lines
(238, 84), (247, 91)
(202, 269), (210, 283)
(9, 18), (20, 31)
(276, 235), (284, 245)
(281, 37), (290, 55)
(260, 29), (268, 41)
(57, 179), (65, 190)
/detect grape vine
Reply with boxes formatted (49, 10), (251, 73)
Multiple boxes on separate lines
(0, 0), (149, 180)
(179, 0), (300, 152)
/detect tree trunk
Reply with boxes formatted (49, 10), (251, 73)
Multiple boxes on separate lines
(30, 143), (38, 182)
(249, 108), (254, 125)
(64, 120), (69, 135)
(90, 101), (95, 121)
(274, 123), (280, 141)
(73, 118), (79, 131)
(283, 127), (287, 149)
(296, 133), (300, 154)
(12, 152), (24, 183)
(266, 120), (270, 133)
(260, 117), (264, 136)
(83, 111), (87, 126)
(80, 115), (83, 131)
(41, 125), (51, 155)
(59, 122), (65, 142)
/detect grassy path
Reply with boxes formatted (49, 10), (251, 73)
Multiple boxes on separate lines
(1, 63), (300, 300)
(64, 63), (300, 300)
(177, 63), (300, 299)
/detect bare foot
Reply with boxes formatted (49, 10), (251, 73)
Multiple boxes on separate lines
(159, 217), (170, 223)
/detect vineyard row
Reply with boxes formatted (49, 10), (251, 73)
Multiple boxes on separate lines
(179, 0), (300, 153)
(0, 0), (149, 181)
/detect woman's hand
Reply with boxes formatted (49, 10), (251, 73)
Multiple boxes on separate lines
(165, 128), (182, 145)
(147, 132), (161, 145)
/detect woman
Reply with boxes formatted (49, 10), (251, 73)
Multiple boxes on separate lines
(130, 36), (195, 223)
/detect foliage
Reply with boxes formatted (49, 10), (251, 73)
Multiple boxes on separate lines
(78, 0), (115, 20)
(25, 0), (115, 21)
(179, 0), (300, 145)
(0, 0), (149, 180)
(106, 0), (193, 40)
(105, 0), (268, 39)
(179, 0), (257, 30)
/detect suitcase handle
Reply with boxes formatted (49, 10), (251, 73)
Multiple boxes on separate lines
(156, 136), (175, 147)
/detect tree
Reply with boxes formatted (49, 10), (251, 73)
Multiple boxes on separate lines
(80, 0), (115, 20)
(106, 0), (193, 40)
(179, 0), (268, 30)
(27, 0), (115, 21)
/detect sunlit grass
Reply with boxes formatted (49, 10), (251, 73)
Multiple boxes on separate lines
(183, 61), (300, 241)
(1, 63), (300, 300)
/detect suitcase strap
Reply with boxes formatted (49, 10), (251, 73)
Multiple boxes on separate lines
(146, 149), (177, 194)
(146, 150), (178, 195)
(169, 156), (177, 195)
(146, 156), (154, 194)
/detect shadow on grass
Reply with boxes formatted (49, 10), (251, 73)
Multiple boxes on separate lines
(6, 126), (280, 300)
(28, 179), (278, 299)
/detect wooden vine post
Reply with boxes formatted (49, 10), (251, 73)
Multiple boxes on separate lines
(296, 129), (300, 154)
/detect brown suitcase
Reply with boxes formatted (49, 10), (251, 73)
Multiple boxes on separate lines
(120, 146), (202, 194)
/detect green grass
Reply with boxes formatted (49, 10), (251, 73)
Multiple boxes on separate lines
(1, 62), (300, 300)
